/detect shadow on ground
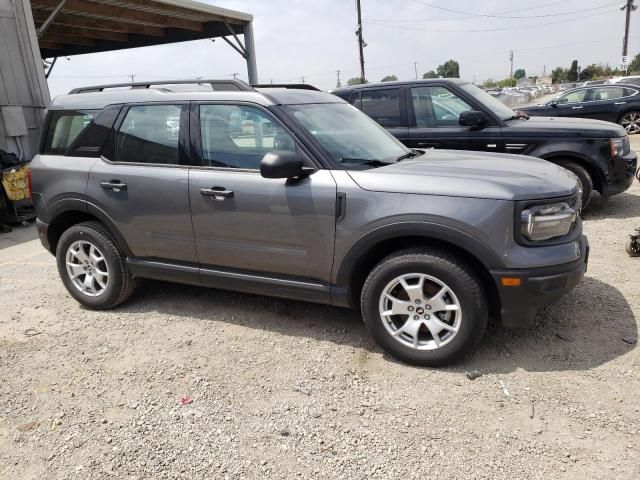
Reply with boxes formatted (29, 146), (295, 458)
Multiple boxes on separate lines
(112, 274), (636, 374)
(0, 223), (37, 251)
(583, 191), (640, 221)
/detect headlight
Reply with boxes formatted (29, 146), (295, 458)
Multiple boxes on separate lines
(520, 202), (577, 241)
(610, 136), (630, 157)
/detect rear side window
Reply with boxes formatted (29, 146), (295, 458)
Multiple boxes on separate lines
(115, 105), (182, 164)
(43, 110), (97, 154)
(360, 88), (402, 127)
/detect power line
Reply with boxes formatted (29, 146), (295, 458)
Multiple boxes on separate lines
(409, 0), (620, 19)
(364, 9), (619, 33)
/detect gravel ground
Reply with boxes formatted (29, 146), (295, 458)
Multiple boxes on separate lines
(1, 149), (639, 480)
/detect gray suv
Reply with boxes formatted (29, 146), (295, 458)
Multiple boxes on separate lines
(30, 80), (588, 366)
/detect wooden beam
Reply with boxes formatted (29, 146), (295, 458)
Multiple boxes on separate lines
(43, 25), (129, 42)
(40, 33), (95, 46)
(39, 41), (63, 50)
(112, 0), (246, 25)
(33, 10), (165, 36)
(31, 0), (204, 31)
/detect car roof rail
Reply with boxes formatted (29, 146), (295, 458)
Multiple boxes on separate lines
(252, 83), (320, 91)
(68, 79), (255, 94)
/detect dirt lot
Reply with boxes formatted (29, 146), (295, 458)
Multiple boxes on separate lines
(1, 153), (639, 480)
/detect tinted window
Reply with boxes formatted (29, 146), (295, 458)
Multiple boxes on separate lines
(411, 86), (473, 127)
(199, 104), (295, 169)
(590, 86), (629, 101)
(360, 89), (402, 127)
(44, 110), (97, 155)
(557, 90), (587, 104)
(114, 105), (181, 164)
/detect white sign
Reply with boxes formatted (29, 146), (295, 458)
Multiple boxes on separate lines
(622, 55), (629, 64)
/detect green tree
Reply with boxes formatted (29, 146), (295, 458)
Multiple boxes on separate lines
(497, 77), (516, 88)
(578, 64), (605, 81)
(347, 77), (367, 86)
(629, 53), (640, 73)
(381, 75), (398, 82)
(567, 60), (579, 82)
(436, 60), (460, 78)
(551, 67), (566, 84)
(513, 68), (526, 80)
(422, 70), (437, 79)
(482, 78), (497, 88)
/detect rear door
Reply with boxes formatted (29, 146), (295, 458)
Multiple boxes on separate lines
(581, 86), (637, 122)
(86, 103), (197, 263)
(407, 85), (503, 152)
(188, 102), (337, 284)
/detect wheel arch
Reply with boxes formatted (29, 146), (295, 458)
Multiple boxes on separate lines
(332, 223), (502, 319)
(540, 151), (604, 194)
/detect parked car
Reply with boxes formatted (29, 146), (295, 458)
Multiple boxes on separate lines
(332, 79), (637, 206)
(607, 75), (640, 86)
(519, 84), (640, 135)
(31, 79), (588, 367)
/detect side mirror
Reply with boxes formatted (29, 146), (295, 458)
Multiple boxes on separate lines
(548, 100), (559, 107)
(260, 150), (312, 179)
(458, 110), (488, 129)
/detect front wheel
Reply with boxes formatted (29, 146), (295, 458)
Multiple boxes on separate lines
(360, 249), (488, 367)
(555, 159), (593, 209)
(619, 111), (640, 135)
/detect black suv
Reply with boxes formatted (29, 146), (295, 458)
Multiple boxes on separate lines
(332, 79), (637, 207)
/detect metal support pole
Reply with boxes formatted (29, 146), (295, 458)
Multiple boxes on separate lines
(36, 0), (66, 38)
(243, 22), (258, 84)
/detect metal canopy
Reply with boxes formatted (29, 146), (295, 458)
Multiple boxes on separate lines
(30, 0), (257, 82)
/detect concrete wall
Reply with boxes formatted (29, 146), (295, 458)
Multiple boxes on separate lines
(0, 0), (50, 160)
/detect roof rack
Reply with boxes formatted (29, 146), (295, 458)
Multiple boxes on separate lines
(69, 79), (255, 94)
(252, 83), (320, 91)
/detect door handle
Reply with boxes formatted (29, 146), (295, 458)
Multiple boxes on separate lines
(615, 101), (627, 105)
(200, 186), (234, 201)
(571, 106), (583, 109)
(416, 142), (439, 148)
(100, 181), (127, 192)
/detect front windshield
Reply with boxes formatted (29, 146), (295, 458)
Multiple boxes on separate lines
(285, 103), (410, 168)
(459, 82), (516, 120)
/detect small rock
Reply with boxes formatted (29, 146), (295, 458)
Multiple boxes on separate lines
(622, 336), (637, 345)
(465, 370), (482, 380)
(16, 421), (39, 432)
(279, 429), (290, 437)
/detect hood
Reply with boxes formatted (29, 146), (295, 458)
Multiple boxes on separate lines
(347, 150), (578, 201)
(509, 114), (627, 138)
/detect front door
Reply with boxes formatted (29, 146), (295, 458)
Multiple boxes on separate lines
(406, 85), (503, 152)
(87, 103), (197, 263)
(550, 88), (589, 118)
(189, 103), (337, 283)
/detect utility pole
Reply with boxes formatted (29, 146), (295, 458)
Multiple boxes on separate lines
(336, 70), (341, 88)
(231, 73), (239, 79)
(622, 0), (637, 73)
(356, 0), (366, 83)
(129, 73), (136, 82)
(509, 50), (514, 79)
(414, 62), (418, 80)
(473, 74), (476, 85)
(300, 76), (306, 84)
(543, 65), (546, 76)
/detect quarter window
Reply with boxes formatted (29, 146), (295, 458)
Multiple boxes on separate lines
(411, 86), (473, 127)
(360, 89), (402, 127)
(199, 104), (296, 169)
(44, 110), (97, 155)
(115, 105), (182, 164)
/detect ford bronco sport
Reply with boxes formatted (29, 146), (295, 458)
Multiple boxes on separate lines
(30, 80), (588, 366)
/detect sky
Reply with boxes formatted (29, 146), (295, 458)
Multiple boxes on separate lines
(46, 0), (640, 96)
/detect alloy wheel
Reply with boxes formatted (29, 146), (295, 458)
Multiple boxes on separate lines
(65, 240), (109, 297)
(620, 112), (640, 134)
(378, 273), (462, 350)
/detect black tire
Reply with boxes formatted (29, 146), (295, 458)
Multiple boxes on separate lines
(554, 159), (593, 209)
(618, 110), (640, 135)
(626, 236), (640, 257)
(56, 221), (136, 309)
(360, 248), (488, 367)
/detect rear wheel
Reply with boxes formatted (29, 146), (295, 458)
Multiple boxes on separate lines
(619, 111), (640, 134)
(626, 236), (640, 257)
(555, 159), (593, 209)
(56, 221), (136, 309)
(360, 249), (488, 367)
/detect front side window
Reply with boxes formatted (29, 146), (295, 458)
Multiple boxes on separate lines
(360, 88), (402, 127)
(115, 105), (182, 164)
(411, 86), (473, 127)
(556, 90), (587, 104)
(286, 103), (410, 168)
(44, 110), (97, 155)
(199, 104), (296, 169)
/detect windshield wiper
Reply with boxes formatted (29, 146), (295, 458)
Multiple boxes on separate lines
(340, 158), (393, 167)
(396, 149), (425, 161)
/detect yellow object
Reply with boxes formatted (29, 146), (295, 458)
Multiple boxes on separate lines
(1, 164), (30, 201)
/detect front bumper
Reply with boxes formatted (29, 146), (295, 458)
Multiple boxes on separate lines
(603, 150), (637, 198)
(491, 235), (589, 328)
